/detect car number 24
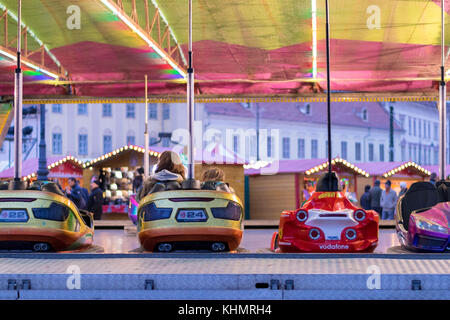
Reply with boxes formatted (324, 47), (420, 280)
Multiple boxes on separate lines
(177, 209), (207, 222)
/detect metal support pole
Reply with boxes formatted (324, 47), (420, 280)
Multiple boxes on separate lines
(144, 74), (149, 179)
(13, 0), (22, 182)
(439, 0), (447, 180)
(36, 104), (48, 181)
(187, 0), (195, 180)
(256, 102), (260, 161)
(389, 105), (394, 162)
(325, 0), (332, 188)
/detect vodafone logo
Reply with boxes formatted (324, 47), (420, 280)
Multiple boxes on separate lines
(319, 244), (350, 250)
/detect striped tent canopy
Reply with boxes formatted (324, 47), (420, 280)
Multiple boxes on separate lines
(0, 0), (447, 98)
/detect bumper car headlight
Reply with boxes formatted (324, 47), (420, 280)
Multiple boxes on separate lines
(415, 218), (448, 234)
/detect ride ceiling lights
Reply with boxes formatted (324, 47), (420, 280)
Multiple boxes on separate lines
(0, 0), (447, 98)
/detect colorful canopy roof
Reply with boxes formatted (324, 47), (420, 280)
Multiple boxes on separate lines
(0, 0), (447, 98)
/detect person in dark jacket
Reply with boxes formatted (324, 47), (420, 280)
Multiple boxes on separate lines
(65, 177), (86, 209)
(369, 180), (382, 215)
(359, 185), (371, 210)
(88, 179), (104, 220)
(79, 180), (89, 210)
(133, 167), (145, 193)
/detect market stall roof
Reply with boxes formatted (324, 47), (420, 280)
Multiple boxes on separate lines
(422, 164), (450, 176)
(245, 157), (369, 177)
(356, 161), (431, 178)
(0, 155), (84, 180)
(0, 0), (448, 99)
(83, 142), (244, 169)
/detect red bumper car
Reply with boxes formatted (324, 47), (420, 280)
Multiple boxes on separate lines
(272, 173), (379, 253)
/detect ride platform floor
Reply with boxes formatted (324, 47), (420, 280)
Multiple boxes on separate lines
(0, 229), (447, 300)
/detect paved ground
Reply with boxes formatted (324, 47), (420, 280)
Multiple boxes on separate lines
(92, 228), (400, 254)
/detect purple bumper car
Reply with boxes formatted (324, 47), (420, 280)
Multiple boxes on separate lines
(396, 181), (449, 252)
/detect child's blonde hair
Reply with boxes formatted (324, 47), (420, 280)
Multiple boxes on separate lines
(202, 167), (225, 182)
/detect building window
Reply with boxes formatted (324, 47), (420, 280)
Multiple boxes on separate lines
(427, 122), (431, 139)
(418, 120), (422, 138)
(102, 104), (112, 117)
(401, 145), (406, 161)
(52, 104), (62, 113)
(408, 143), (412, 160)
(362, 109), (368, 121)
(163, 104), (170, 120)
(126, 104), (135, 118)
(325, 140), (328, 158)
(103, 135), (112, 154)
(52, 133), (62, 154)
(368, 143), (374, 161)
(233, 135), (239, 154)
(413, 118), (416, 136)
(434, 123), (438, 141)
(78, 134), (88, 155)
(77, 104), (87, 115)
(267, 136), (272, 158)
(126, 135), (135, 145)
(311, 139), (318, 159)
(341, 141), (347, 159)
(408, 117), (412, 136)
(379, 144), (385, 162)
(282, 137), (290, 159)
(355, 142), (361, 161)
(162, 138), (170, 148)
(149, 103), (157, 119)
(297, 138), (305, 159)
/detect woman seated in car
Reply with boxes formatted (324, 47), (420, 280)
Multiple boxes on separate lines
(137, 151), (186, 200)
(201, 167), (233, 193)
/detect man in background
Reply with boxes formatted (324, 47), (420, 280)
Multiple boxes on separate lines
(65, 177), (86, 210)
(359, 185), (371, 210)
(88, 179), (104, 220)
(369, 180), (382, 215)
(380, 180), (397, 220)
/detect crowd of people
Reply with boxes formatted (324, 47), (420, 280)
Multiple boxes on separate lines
(359, 173), (437, 220)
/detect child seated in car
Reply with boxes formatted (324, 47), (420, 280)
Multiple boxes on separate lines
(137, 151), (186, 200)
(201, 167), (233, 193)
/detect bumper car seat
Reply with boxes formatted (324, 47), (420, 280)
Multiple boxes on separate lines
(316, 172), (340, 192)
(149, 181), (182, 194)
(436, 180), (450, 202)
(399, 182), (438, 230)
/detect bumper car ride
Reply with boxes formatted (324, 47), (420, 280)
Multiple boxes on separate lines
(137, 190), (243, 252)
(0, 190), (94, 252)
(272, 191), (379, 253)
(396, 181), (449, 252)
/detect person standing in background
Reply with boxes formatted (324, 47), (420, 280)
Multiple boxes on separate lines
(65, 177), (86, 210)
(429, 172), (437, 185)
(359, 185), (371, 210)
(380, 180), (397, 220)
(369, 180), (382, 215)
(88, 179), (104, 220)
(399, 182), (408, 197)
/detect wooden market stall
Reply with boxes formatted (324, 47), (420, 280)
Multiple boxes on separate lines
(194, 142), (246, 205)
(0, 156), (84, 190)
(82, 145), (161, 220)
(245, 158), (369, 220)
(356, 161), (431, 198)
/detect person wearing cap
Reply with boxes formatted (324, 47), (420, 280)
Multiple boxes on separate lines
(369, 180), (382, 215)
(88, 179), (104, 220)
(380, 180), (397, 220)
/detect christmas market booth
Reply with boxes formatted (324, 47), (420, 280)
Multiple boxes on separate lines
(244, 158), (369, 220)
(356, 161), (431, 197)
(0, 156), (84, 189)
(82, 145), (161, 220)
